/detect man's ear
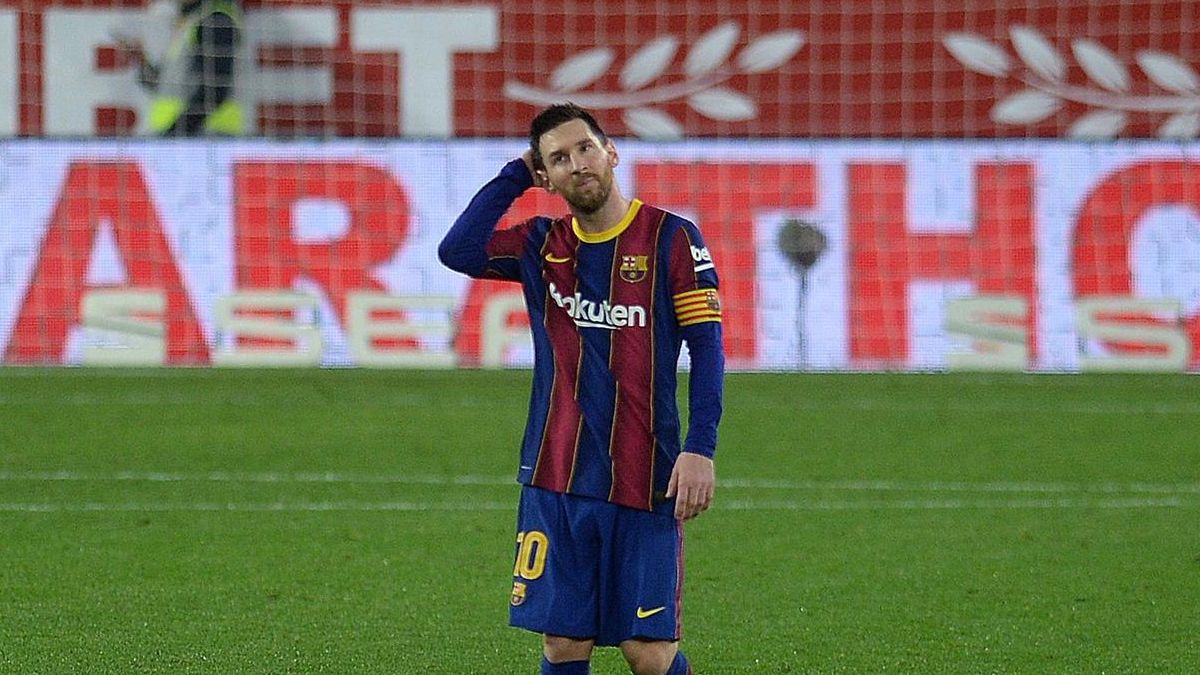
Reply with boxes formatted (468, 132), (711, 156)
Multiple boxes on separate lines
(606, 140), (619, 167)
(539, 171), (554, 191)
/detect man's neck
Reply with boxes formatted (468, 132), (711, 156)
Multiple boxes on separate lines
(572, 193), (632, 235)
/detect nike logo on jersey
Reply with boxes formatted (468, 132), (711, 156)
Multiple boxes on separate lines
(544, 253), (571, 264)
(636, 606), (666, 619)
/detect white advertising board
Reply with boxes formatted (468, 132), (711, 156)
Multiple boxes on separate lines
(1, 139), (1197, 371)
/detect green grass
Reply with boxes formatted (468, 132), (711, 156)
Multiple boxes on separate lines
(1, 369), (1198, 673)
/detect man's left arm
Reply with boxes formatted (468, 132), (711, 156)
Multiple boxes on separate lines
(667, 320), (724, 521)
(664, 221), (725, 521)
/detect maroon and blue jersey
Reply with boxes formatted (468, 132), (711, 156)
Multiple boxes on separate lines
(440, 159), (724, 513)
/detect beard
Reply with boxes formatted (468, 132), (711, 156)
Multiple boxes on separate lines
(560, 170), (614, 215)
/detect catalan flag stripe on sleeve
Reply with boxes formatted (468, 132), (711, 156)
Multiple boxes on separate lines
(673, 288), (722, 327)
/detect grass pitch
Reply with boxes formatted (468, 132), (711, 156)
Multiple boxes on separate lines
(1, 369), (1198, 673)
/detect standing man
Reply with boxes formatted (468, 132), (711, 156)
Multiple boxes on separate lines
(122, 0), (244, 136)
(439, 103), (724, 675)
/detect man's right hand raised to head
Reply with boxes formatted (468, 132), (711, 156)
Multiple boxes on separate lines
(521, 150), (549, 190)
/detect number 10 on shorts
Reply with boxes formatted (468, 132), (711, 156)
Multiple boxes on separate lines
(513, 530), (548, 580)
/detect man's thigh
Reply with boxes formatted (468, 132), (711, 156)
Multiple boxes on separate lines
(509, 486), (601, 639)
(596, 507), (684, 647)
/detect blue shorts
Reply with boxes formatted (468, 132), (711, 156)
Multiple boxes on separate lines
(509, 485), (685, 647)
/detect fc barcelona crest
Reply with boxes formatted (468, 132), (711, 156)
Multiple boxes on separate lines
(705, 289), (721, 312)
(511, 581), (527, 606)
(619, 255), (649, 283)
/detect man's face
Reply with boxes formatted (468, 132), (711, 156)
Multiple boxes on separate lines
(536, 118), (617, 214)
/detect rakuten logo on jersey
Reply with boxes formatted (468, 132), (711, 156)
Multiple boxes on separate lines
(547, 283), (647, 330)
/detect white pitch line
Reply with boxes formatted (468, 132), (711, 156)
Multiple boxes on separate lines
(717, 478), (1200, 495)
(2, 392), (1198, 415)
(0, 393), (505, 408)
(744, 399), (1200, 416)
(1, 471), (1198, 495)
(718, 497), (1187, 510)
(0, 501), (516, 513)
(0, 496), (1187, 513)
(0, 470), (516, 485)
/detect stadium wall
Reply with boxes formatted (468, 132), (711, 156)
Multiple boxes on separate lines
(2, 1), (1197, 371)
(1, 139), (1197, 372)
(0, 1), (1196, 139)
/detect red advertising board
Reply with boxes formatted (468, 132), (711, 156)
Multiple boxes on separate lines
(1, 0), (1197, 138)
(1, 139), (1197, 371)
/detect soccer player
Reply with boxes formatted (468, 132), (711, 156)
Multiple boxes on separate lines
(438, 103), (724, 675)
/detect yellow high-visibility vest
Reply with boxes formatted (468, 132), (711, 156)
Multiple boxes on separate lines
(147, 0), (244, 135)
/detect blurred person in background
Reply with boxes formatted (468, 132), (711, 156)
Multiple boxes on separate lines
(118, 0), (244, 136)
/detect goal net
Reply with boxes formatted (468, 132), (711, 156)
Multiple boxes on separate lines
(0, 0), (1197, 371)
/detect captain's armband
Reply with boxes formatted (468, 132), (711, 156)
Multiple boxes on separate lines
(673, 288), (722, 327)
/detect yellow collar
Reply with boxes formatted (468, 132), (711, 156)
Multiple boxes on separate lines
(572, 199), (643, 243)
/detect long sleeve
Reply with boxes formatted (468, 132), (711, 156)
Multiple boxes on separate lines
(438, 159), (534, 277)
(681, 321), (724, 458)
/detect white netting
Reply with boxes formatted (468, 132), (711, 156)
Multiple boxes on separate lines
(4, 0), (1196, 138)
(1, 1), (1198, 370)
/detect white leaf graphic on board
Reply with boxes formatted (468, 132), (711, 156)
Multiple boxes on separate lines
(689, 88), (758, 120)
(504, 21), (807, 137)
(941, 26), (1200, 138)
(623, 108), (683, 139)
(991, 89), (1061, 123)
(1072, 40), (1130, 92)
(1158, 112), (1200, 139)
(685, 21), (740, 78)
(551, 48), (614, 92)
(620, 37), (679, 90)
(1068, 110), (1127, 138)
(736, 30), (805, 73)
(1009, 25), (1065, 83)
(1137, 51), (1200, 94)
(944, 33), (1012, 77)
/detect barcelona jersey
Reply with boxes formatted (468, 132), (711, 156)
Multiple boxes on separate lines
(440, 159), (724, 513)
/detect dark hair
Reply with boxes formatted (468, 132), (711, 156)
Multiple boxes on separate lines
(529, 103), (608, 171)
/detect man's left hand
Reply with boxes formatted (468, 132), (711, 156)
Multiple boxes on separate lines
(666, 452), (715, 522)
